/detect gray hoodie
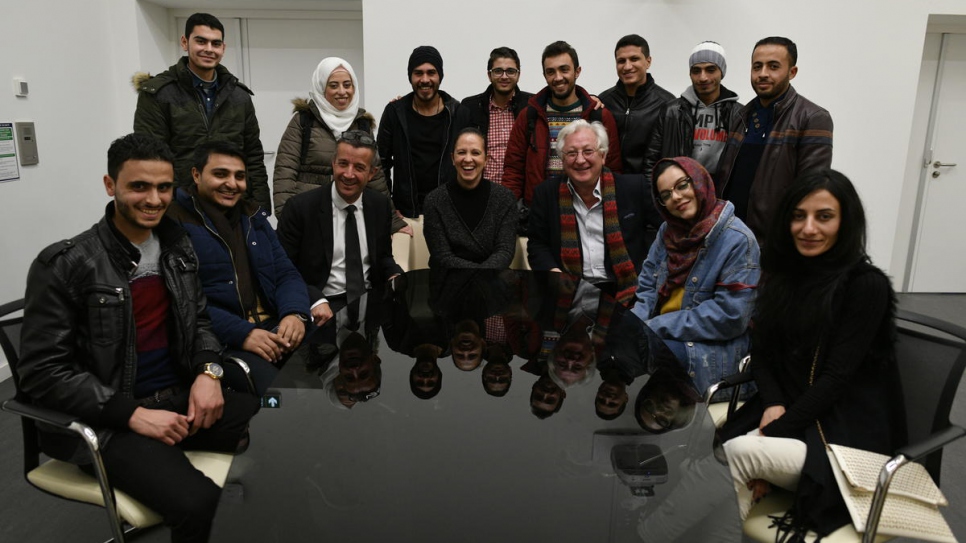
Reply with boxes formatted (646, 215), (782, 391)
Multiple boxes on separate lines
(680, 85), (741, 175)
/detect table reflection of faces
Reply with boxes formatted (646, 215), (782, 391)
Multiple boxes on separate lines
(595, 381), (628, 420)
(338, 331), (381, 401)
(482, 360), (512, 396)
(530, 374), (566, 419)
(638, 395), (681, 432)
(634, 369), (698, 433)
(550, 327), (594, 387)
(410, 344), (443, 400)
(450, 319), (484, 371)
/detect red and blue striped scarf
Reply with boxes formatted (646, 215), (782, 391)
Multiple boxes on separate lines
(558, 170), (637, 306)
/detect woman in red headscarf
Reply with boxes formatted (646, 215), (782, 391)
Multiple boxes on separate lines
(628, 156), (760, 394)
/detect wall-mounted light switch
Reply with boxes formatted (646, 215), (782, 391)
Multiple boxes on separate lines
(15, 122), (38, 165)
(13, 78), (28, 97)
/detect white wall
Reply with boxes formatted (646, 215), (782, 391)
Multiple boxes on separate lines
(3, 0), (966, 376)
(362, 0), (966, 281)
(0, 0), (173, 376)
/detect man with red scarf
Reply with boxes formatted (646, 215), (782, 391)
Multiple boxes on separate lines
(526, 119), (657, 306)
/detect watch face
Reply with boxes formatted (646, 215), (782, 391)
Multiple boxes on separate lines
(208, 362), (224, 378)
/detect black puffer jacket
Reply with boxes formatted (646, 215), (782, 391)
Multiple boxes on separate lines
(133, 57), (270, 213)
(18, 205), (222, 461)
(599, 74), (675, 174)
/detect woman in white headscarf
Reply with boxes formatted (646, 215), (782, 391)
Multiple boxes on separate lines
(273, 57), (405, 232)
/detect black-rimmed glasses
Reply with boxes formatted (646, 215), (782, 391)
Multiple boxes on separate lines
(488, 68), (519, 77)
(658, 177), (693, 205)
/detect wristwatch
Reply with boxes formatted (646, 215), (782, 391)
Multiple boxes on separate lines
(203, 362), (224, 381)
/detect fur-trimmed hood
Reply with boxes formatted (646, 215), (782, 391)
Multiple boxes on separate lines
(130, 58), (251, 96)
(131, 71), (152, 92)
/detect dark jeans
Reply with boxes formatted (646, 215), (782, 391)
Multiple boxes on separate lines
(89, 388), (258, 543)
(224, 318), (320, 396)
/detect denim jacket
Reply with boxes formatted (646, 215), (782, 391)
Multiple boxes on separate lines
(630, 201), (760, 393)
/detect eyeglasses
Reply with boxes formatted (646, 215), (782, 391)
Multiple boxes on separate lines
(658, 177), (694, 205)
(346, 389), (380, 402)
(640, 398), (675, 430)
(488, 68), (519, 77)
(562, 148), (599, 162)
(339, 131), (376, 147)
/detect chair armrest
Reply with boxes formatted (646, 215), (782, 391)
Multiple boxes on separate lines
(2, 398), (81, 429)
(223, 356), (256, 396)
(703, 370), (754, 403)
(896, 425), (966, 463)
(863, 424), (966, 543)
(3, 397), (126, 539)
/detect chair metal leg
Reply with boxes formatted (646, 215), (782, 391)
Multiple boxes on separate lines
(862, 453), (907, 543)
(72, 421), (127, 543)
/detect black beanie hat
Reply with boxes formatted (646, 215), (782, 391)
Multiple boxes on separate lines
(408, 45), (444, 81)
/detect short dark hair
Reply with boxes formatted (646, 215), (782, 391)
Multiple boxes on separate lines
(482, 361), (511, 398)
(615, 34), (650, 57)
(107, 133), (174, 180)
(409, 364), (442, 400)
(487, 46), (521, 71)
(453, 126), (487, 153)
(336, 130), (381, 168)
(192, 140), (245, 173)
(754, 36), (798, 66)
(542, 40), (579, 69)
(185, 13), (225, 39)
(596, 401), (626, 421)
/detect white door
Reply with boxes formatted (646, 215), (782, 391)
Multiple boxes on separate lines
(175, 15), (365, 221)
(909, 33), (966, 292)
(245, 17), (365, 218)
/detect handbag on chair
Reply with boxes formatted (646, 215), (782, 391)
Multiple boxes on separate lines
(823, 443), (956, 542)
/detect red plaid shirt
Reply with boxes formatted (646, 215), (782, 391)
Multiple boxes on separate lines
(484, 95), (516, 185)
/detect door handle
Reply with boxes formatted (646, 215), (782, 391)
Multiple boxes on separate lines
(932, 161), (957, 168)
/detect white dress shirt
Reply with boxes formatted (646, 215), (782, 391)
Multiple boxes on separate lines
(312, 185), (371, 308)
(567, 179), (611, 283)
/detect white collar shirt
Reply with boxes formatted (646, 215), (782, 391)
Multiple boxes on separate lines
(567, 178), (611, 284)
(322, 184), (371, 299)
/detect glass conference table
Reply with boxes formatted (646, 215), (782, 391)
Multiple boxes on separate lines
(210, 269), (742, 542)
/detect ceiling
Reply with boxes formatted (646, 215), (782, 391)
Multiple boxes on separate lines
(144, 0), (361, 10)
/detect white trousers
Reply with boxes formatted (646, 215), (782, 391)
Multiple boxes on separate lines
(723, 431), (808, 520)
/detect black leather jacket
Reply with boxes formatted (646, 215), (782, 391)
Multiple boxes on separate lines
(18, 204), (222, 461)
(642, 85), (742, 182)
(599, 74), (675, 174)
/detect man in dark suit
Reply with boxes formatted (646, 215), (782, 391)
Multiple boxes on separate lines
(527, 119), (660, 307)
(277, 131), (403, 327)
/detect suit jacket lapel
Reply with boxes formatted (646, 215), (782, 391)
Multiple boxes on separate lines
(320, 187), (335, 272)
(361, 190), (379, 267)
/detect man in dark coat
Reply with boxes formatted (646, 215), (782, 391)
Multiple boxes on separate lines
(134, 13), (270, 213)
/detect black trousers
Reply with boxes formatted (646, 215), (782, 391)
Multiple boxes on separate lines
(92, 388), (258, 543)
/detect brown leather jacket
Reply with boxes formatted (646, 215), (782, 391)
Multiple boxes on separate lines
(714, 85), (833, 241)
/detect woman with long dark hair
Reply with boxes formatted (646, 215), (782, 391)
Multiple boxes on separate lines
(722, 170), (905, 537)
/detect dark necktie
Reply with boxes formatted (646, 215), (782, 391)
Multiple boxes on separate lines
(345, 204), (365, 302)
